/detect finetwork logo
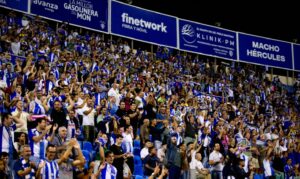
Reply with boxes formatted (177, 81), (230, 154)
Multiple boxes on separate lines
(121, 13), (167, 33)
(181, 24), (196, 44)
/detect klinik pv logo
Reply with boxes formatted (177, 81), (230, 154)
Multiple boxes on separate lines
(181, 24), (196, 43)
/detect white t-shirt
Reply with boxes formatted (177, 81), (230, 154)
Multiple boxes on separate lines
(135, 96), (144, 109)
(190, 151), (204, 170)
(209, 150), (224, 171)
(12, 110), (29, 133)
(263, 159), (273, 177)
(123, 45), (130, 54)
(75, 98), (84, 115)
(203, 135), (210, 147)
(240, 153), (249, 173)
(11, 41), (20, 55)
(157, 148), (165, 162)
(82, 106), (96, 126)
(122, 132), (133, 153)
(108, 88), (120, 105)
(198, 115), (204, 125)
(140, 147), (149, 159)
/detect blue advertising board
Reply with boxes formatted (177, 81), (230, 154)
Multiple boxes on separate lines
(0, 0), (28, 12)
(179, 19), (237, 60)
(111, 1), (177, 48)
(10, 54), (27, 65)
(239, 33), (293, 69)
(294, 44), (300, 71)
(31, 0), (108, 32)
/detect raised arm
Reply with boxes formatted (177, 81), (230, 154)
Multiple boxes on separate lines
(72, 141), (85, 167)
(36, 160), (45, 179)
(58, 139), (76, 165)
(32, 125), (52, 143)
(66, 96), (75, 112)
(11, 115), (24, 128)
(47, 124), (58, 143)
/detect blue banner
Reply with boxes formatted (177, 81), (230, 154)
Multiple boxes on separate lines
(0, 0), (28, 12)
(294, 44), (300, 71)
(111, 1), (177, 48)
(10, 54), (26, 65)
(239, 33), (293, 69)
(31, 0), (108, 32)
(179, 19), (237, 60)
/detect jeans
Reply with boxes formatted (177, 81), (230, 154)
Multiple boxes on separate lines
(211, 171), (223, 179)
(274, 171), (284, 179)
(169, 165), (181, 179)
(180, 170), (189, 179)
(83, 125), (95, 143)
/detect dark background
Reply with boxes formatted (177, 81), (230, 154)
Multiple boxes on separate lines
(130, 1), (299, 43)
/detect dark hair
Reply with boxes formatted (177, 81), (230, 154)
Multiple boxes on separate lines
(238, 158), (245, 164)
(186, 142), (194, 147)
(36, 117), (46, 124)
(105, 150), (113, 158)
(115, 134), (123, 139)
(16, 132), (28, 144)
(0, 152), (9, 158)
(178, 142), (185, 148)
(124, 125), (131, 131)
(148, 146), (155, 153)
(46, 144), (56, 151)
(120, 100), (126, 104)
(144, 139), (151, 143)
(1, 113), (11, 123)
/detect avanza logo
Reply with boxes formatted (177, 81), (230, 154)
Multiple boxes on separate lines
(32, 0), (58, 10)
(121, 13), (167, 33)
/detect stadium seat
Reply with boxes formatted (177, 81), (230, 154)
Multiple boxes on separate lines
(83, 141), (93, 150)
(134, 140), (141, 148)
(134, 155), (142, 165)
(83, 141), (96, 159)
(82, 150), (91, 161)
(133, 164), (144, 176)
(82, 150), (91, 169)
(133, 147), (141, 156)
(135, 175), (144, 179)
(77, 127), (84, 141)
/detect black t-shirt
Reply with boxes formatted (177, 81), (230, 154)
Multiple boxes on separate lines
(227, 145), (238, 166)
(50, 108), (67, 128)
(273, 156), (284, 172)
(110, 144), (124, 169)
(145, 103), (156, 120)
(25, 79), (36, 91)
(143, 154), (160, 176)
(118, 118), (127, 128)
(234, 165), (250, 179)
(128, 109), (138, 128)
(0, 172), (8, 179)
(116, 108), (127, 119)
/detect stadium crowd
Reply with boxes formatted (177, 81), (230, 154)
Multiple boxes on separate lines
(0, 10), (300, 179)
